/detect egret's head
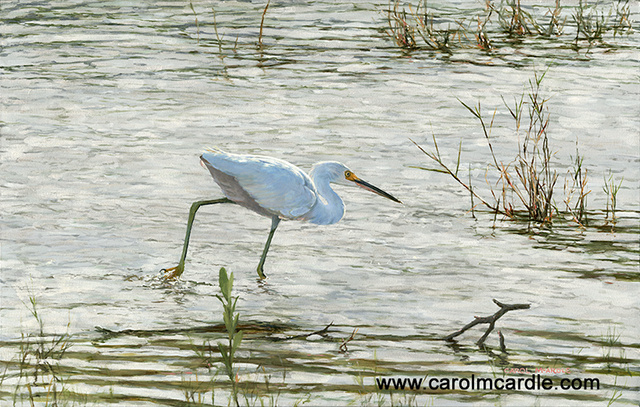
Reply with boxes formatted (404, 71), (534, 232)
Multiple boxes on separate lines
(312, 161), (402, 204)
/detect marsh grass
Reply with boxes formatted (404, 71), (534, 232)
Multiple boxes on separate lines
(415, 0), (467, 52)
(488, 0), (566, 38)
(491, 0), (538, 37)
(211, 6), (226, 55)
(602, 170), (623, 227)
(385, 0), (418, 50)
(182, 371), (216, 405)
(571, 0), (633, 47)
(352, 356), (430, 407)
(190, 2), (200, 44)
(414, 69), (627, 228)
(599, 327), (632, 407)
(199, 267), (314, 406)
(258, 0), (271, 49)
(383, 0), (634, 54)
(414, 69), (559, 224)
(563, 143), (590, 227)
(7, 293), (82, 406)
(217, 267), (243, 407)
(572, 0), (607, 44)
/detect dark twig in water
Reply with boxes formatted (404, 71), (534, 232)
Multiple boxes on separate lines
(339, 328), (359, 353)
(282, 322), (334, 341)
(443, 299), (530, 346)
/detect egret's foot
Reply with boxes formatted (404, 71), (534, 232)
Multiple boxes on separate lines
(161, 263), (184, 280)
(256, 265), (267, 280)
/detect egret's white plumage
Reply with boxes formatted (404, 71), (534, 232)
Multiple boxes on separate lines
(201, 150), (367, 225)
(200, 151), (317, 220)
(164, 148), (401, 279)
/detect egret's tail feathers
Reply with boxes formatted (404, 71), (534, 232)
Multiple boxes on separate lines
(205, 146), (224, 154)
(200, 147), (222, 169)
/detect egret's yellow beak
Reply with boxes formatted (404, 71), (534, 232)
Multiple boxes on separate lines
(346, 173), (402, 204)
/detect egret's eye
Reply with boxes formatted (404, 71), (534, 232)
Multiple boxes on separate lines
(344, 170), (352, 179)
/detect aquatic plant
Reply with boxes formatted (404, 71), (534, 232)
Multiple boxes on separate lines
(414, 68), (631, 230)
(611, 0), (633, 37)
(382, 0), (634, 55)
(572, 0), (607, 44)
(9, 292), (80, 406)
(211, 6), (225, 54)
(487, 0), (566, 38)
(182, 371), (216, 405)
(603, 170), (623, 227)
(491, 0), (537, 37)
(415, 0), (467, 52)
(217, 267), (243, 407)
(474, 12), (494, 51)
(563, 142), (590, 227)
(507, 69), (558, 223)
(414, 69), (560, 224)
(385, 0), (418, 50)
(189, 2), (200, 44)
(258, 0), (271, 49)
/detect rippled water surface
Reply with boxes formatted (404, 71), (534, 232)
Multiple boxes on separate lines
(1, 0), (639, 405)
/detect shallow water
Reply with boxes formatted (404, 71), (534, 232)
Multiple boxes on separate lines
(1, 0), (639, 405)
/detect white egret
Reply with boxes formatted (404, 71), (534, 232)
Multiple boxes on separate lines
(163, 148), (401, 279)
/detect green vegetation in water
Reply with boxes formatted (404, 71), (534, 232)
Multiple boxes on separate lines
(602, 170), (623, 228)
(2, 310), (638, 405)
(412, 68), (627, 231)
(217, 267), (244, 407)
(5, 291), (82, 406)
(182, 267), (313, 406)
(384, 0), (635, 56)
(563, 142), (590, 227)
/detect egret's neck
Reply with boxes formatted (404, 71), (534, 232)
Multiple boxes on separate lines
(304, 168), (345, 225)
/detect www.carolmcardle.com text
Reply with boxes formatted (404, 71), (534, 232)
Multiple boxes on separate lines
(375, 374), (599, 391)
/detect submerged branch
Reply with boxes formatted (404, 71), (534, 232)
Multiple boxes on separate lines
(281, 322), (335, 341)
(443, 299), (530, 346)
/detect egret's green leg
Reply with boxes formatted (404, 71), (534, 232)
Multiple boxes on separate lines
(256, 216), (280, 279)
(163, 198), (232, 279)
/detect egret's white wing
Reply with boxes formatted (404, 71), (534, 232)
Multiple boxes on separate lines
(201, 151), (317, 219)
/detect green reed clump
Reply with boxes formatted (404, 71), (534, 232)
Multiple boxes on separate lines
(413, 69), (628, 228)
(491, 0), (536, 37)
(187, 274), (315, 406)
(611, 0), (633, 37)
(217, 267), (243, 407)
(602, 170), (623, 226)
(415, 0), (467, 52)
(563, 142), (590, 227)
(385, 0), (418, 50)
(383, 0), (634, 54)
(572, 0), (607, 44)
(415, 69), (558, 224)
(510, 70), (558, 223)
(488, 0), (566, 37)
(189, 2), (200, 44)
